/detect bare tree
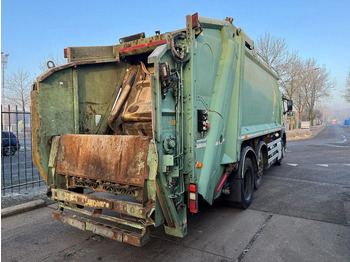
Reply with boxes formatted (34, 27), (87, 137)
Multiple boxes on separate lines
(293, 76), (308, 127)
(302, 58), (334, 125)
(5, 68), (33, 111)
(39, 52), (67, 72)
(256, 32), (304, 129)
(256, 33), (334, 127)
(255, 32), (299, 83)
(344, 69), (350, 103)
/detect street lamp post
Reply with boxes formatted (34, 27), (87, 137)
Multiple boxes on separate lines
(1, 52), (9, 107)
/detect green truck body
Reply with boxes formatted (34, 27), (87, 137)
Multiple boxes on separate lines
(31, 14), (289, 246)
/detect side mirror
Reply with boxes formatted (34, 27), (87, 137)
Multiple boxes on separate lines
(287, 100), (293, 112)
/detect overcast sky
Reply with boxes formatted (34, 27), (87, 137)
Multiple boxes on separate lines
(2, 0), (350, 111)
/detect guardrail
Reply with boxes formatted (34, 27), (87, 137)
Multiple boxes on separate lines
(1, 105), (45, 195)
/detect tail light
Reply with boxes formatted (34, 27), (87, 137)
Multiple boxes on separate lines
(189, 183), (198, 213)
(192, 12), (199, 29)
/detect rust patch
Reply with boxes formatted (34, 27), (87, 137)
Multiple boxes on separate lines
(31, 89), (48, 182)
(55, 135), (150, 187)
(128, 105), (139, 113)
(123, 122), (152, 137)
(85, 101), (99, 105)
(52, 210), (150, 246)
(51, 188), (151, 218)
(66, 176), (144, 201)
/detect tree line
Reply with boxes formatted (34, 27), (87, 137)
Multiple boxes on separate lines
(255, 32), (344, 127)
(3, 34), (350, 120)
(3, 53), (66, 111)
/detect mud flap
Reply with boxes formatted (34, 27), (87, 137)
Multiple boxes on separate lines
(223, 173), (242, 203)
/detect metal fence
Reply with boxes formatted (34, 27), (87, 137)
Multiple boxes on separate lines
(1, 105), (45, 195)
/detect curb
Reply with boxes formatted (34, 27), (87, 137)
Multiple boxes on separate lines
(1, 199), (46, 218)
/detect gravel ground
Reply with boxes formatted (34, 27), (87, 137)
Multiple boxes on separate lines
(286, 125), (325, 141)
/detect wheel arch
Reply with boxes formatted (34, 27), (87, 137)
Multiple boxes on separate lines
(241, 146), (258, 178)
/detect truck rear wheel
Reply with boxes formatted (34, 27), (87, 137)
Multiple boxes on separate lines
(240, 157), (254, 209)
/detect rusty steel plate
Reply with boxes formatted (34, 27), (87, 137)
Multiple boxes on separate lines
(55, 135), (151, 187)
(52, 211), (150, 246)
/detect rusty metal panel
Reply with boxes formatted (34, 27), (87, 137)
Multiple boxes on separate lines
(115, 34), (166, 57)
(67, 46), (119, 63)
(52, 211), (86, 231)
(52, 211), (150, 246)
(55, 135), (150, 187)
(51, 188), (149, 219)
(30, 91), (47, 182)
(60, 203), (148, 229)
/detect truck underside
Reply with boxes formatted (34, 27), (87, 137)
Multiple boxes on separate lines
(31, 14), (286, 246)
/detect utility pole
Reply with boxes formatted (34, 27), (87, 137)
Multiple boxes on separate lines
(1, 52), (9, 106)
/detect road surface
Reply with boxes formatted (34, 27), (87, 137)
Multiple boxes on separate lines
(2, 125), (350, 261)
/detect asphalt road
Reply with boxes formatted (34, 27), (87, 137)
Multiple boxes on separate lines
(2, 125), (350, 262)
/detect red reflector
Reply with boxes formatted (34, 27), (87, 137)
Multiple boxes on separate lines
(192, 12), (199, 29)
(189, 201), (198, 213)
(189, 201), (196, 209)
(64, 48), (67, 58)
(189, 184), (196, 192)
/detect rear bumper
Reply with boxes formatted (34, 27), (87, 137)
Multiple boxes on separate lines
(49, 188), (154, 246)
(49, 188), (151, 219)
(52, 210), (150, 246)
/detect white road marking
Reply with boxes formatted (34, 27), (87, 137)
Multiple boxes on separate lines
(282, 163), (350, 167)
(341, 135), (348, 143)
(323, 144), (350, 148)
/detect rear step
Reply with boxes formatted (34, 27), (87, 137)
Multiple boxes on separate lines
(52, 210), (150, 246)
(49, 188), (150, 219)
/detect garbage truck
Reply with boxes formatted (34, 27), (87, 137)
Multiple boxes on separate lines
(31, 13), (292, 246)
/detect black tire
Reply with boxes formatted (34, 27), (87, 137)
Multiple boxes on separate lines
(3, 146), (16, 156)
(255, 146), (264, 189)
(239, 157), (255, 209)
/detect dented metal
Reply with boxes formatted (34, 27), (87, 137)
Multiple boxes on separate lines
(50, 188), (151, 219)
(55, 135), (150, 187)
(52, 211), (150, 247)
